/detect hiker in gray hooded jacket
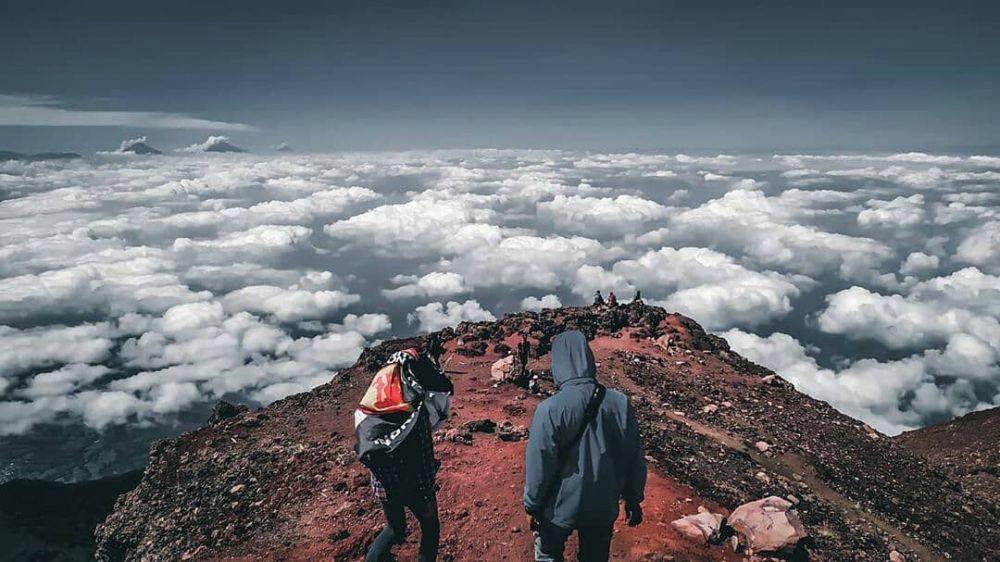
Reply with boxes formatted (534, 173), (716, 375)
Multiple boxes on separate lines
(523, 330), (647, 562)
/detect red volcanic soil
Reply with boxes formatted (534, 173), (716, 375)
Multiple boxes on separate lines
(218, 336), (739, 562)
(97, 305), (1000, 562)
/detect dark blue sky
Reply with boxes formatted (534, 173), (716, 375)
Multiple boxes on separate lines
(2, 1), (999, 153)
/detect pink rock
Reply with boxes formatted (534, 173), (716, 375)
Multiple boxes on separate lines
(728, 496), (808, 554)
(490, 356), (515, 382)
(702, 404), (719, 414)
(654, 334), (672, 351)
(755, 440), (770, 453)
(670, 512), (724, 544)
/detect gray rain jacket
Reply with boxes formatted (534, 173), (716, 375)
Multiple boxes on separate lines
(523, 331), (647, 528)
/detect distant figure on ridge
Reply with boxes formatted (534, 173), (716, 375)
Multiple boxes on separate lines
(592, 290), (605, 307)
(632, 290), (642, 305)
(354, 348), (454, 562)
(426, 333), (445, 368)
(607, 290), (618, 307)
(517, 335), (531, 378)
(523, 331), (647, 562)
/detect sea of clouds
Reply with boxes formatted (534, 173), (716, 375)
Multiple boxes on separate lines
(1, 149), (997, 480)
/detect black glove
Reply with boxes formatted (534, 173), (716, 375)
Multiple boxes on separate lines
(624, 503), (642, 527)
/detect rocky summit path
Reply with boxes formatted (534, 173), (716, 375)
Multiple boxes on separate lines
(96, 304), (999, 561)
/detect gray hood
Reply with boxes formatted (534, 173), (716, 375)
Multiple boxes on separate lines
(551, 330), (597, 387)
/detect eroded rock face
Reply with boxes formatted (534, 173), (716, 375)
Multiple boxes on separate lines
(728, 496), (808, 554)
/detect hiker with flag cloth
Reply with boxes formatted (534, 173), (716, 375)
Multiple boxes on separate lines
(523, 330), (647, 562)
(354, 346), (453, 562)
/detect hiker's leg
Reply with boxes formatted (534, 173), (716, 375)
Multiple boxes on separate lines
(408, 498), (440, 562)
(365, 498), (407, 562)
(533, 520), (572, 562)
(575, 524), (613, 562)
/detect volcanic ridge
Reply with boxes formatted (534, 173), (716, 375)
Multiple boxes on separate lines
(95, 304), (1000, 561)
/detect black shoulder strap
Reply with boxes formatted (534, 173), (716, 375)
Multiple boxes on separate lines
(537, 383), (607, 510)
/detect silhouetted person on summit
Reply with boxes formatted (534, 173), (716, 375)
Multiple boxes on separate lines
(523, 331), (647, 562)
(517, 336), (531, 377)
(592, 290), (605, 306)
(632, 290), (642, 304)
(607, 290), (618, 307)
(426, 333), (445, 368)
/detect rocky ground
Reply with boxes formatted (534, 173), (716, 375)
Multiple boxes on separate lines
(96, 304), (999, 561)
(896, 406), (1000, 512)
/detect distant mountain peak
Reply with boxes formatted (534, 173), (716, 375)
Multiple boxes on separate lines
(181, 136), (247, 154)
(118, 136), (162, 155)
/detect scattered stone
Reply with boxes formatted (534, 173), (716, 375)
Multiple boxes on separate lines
(502, 403), (527, 417)
(654, 334), (672, 351)
(701, 404), (719, 414)
(444, 428), (473, 445)
(755, 471), (771, 485)
(728, 496), (808, 555)
(861, 423), (882, 440)
(491, 356), (516, 382)
(208, 401), (249, 424)
(670, 512), (724, 544)
(181, 546), (207, 560)
(497, 421), (528, 442)
(463, 419), (497, 433)
(755, 441), (770, 453)
(889, 550), (905, 562)
(229, 484), (246, 494)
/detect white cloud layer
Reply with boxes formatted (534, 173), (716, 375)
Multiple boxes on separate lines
(573, 247), (807, 330)
(0, 149), (997, 449)
(383, 272), (469, 300)
(536, 194), (670, 236)
(521, 294), (562, 311)
(408, 300), (496, 332)
(817, 268), (1000, 350)
(721, 329), (997, 435)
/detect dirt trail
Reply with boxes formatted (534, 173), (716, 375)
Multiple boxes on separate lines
(248, 352), (742, 561)
(659, 411), (945, 562)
